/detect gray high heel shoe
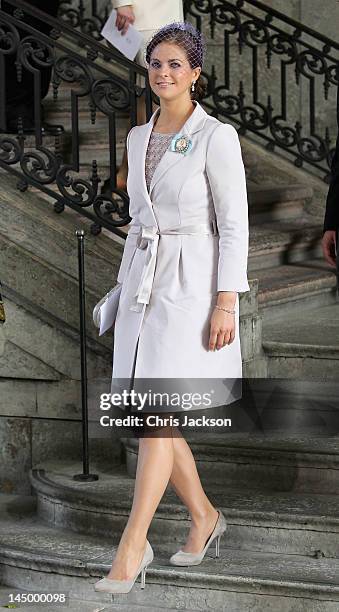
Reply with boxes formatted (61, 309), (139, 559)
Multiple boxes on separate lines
(94, 540), (154, 594)
(169, 509), (227, 566)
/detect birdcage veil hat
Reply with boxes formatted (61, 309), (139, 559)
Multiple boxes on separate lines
(144, 21), (206, 69)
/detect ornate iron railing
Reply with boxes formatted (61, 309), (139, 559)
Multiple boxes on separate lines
(0, 0), (152, 236)
(59, 0), (111, 41)
(1, 0), (338, 239)
(184, 0), (339, 180)
(59, 0), (339, 180)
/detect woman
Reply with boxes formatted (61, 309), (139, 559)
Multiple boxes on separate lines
(95, 21), (250, 595)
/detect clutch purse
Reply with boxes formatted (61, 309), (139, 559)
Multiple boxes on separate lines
(93, 283), (122, 336)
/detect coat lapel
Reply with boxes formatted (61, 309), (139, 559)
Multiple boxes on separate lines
(137, 108), (159, 222)
(140, 102), (209, 200)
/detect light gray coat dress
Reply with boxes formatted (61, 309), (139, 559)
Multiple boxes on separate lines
(111, 101), (250, 407)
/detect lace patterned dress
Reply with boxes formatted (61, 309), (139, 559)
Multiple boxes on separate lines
(145, 131), (175, 192)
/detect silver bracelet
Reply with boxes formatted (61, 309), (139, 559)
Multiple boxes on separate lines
(214, 305), (235, 314)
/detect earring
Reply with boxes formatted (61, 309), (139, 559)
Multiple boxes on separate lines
(191, 81), (196, 92)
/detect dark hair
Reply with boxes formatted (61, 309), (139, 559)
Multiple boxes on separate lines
(192, 75), (207, 102)
(145, 22), (207, 101)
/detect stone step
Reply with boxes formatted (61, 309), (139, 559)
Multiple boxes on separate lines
(0, 587), (103, 612)
(0, 212), (254, 360)
(42, 85), (312, 226)
(44, 86), (131, 115)
(60, 126), (126, 166)
(43, 68), (132, 131)
(17, 81), (317, 232)
(0, 168), (122, 276)
(16, 182), (323, 296)
(238, 130), (329, 222)
(44, 93), (131, 120)
(251, 259), (337, 319)
(0, 168), (256, 354)
(0, 230), (109, 348)
(0, 170), (123, 345)
(1, 292), (111, 380)
(54, 36), (131, 87)
(2, 494), (339, 611)
(0, 339), (60, 381)
(239, 142), (259, 174)
(44, 82), (130, 113)
(45, 106), (261, 179)
(40, 109), (262, 171)
(45, 84), (257, 171)
(263, 302), (339, 379)
(0, 127), (122, 173)
(30, 461), (339, 558)
(242, 355), (268, 377)
(37, 116), (126, 166)
(248, 218), (323, 270)
(124, 421), (339, 494)
(0, 401), (120, 495)
(7, 171), (322, 276)
(248, 183), (312, 222)
(75, 128), (126, 167)
(32, 119), (311, 223)
(26, 184), (129, 238)
(43, 108), (115, 132)
(28, 164), (123, 192)
(0, 586), (174, 612)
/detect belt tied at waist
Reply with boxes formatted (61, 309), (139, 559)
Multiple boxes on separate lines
(128, 219), (218, 312)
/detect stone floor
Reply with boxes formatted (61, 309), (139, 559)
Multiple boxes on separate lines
(1, 492), (339, 611)
(0, 585), (176, 611)
(263, 302), (339, 352)
(0, 586), (105, 612)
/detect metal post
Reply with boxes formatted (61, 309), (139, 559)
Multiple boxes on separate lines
(74, 230), (98, 482)
(336, 229), (339, 301)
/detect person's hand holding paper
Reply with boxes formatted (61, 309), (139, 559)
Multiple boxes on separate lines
(101, 9), (143, 61)
(115, 5), (135, 35)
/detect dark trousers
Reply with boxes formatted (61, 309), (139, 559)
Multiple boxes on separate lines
(2, 0), (59, 126)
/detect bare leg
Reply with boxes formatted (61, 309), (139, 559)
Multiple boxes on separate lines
(106, 426), (174, 580)
(169, 428), (219, 553)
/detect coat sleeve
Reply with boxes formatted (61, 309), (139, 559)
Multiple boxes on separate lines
(323, 85), (339, 233)
(206, 123), (250, 293)
(323, 134), (339, 232)
(111, 0), (133, 8)
(116, 127), (138, 284)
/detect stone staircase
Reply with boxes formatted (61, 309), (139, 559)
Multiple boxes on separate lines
(0, 162), (124, 493)
(1, 42), (339, 611)
(2, 440), (339, 611)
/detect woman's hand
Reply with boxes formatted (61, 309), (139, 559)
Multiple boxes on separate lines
(322, 230), (337, 267)
(209, 308), (235, 351)
(115, 6), (135, 35)
(209, 291), (237, 351)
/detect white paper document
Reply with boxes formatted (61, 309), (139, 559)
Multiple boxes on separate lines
(101, 9), (143, 61)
